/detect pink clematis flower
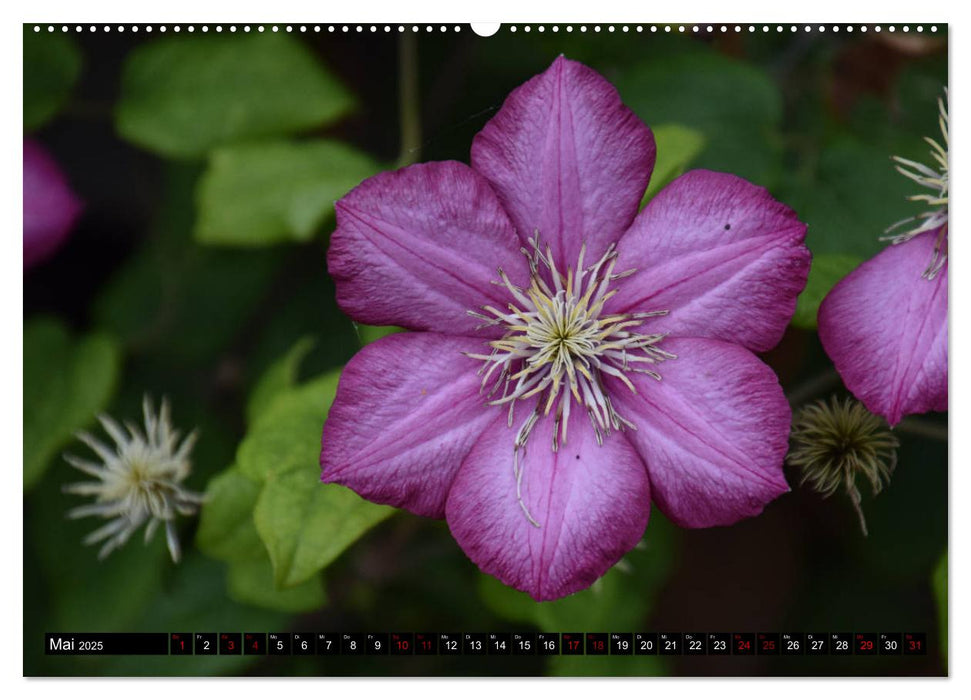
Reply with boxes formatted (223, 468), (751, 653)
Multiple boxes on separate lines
(818, 93), (948, 426)
(321, 57), (811, 600)
(23, 138), (82, 270)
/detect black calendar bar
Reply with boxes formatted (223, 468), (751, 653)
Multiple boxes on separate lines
(44, 632), (928, 656)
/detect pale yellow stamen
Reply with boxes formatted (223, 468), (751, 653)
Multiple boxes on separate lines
(885, 89), (948, 280)
(466, 232), (674, 527)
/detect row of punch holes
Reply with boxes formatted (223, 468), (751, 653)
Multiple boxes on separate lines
(32, 24), (941, 35)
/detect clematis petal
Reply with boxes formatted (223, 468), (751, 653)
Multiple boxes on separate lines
(321, 332), (495, 518)
(445, 402), (651, 601)
(818, 230), (947, 426)
(23, 138), (82, 270)
(471, 55), (656, 263)
(611, 170), (810, 352)
(607, 336), (791, 528)
(328, 161), (529, 336)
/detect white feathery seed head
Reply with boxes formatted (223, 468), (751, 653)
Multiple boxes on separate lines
(63, 396), (203, 563)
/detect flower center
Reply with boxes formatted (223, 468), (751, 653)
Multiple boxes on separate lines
(467, 234), (673, 526)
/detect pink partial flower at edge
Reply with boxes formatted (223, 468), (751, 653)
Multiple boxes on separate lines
(23, 138), (82, 270)
(321, 56), (811, 601)
(818, 228), (947, 426)
(818, 91), (948, 427)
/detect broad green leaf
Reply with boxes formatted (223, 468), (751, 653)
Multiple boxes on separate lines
(355, 324), (402, 347)
(228, 556), (326, 613)
(23, 318), (121, 490)
(246, 336), (316, 424)
(933, 550), (947, 668)
(238, 364), (394, 587)
(477, 515), (676, 632)
(642, 123), (706, 204)
(24, 28), (82, 131)
(115, 34), (354, 158)
(615, 51), (783, 186)
(195, 467), (266, 563)
(196, 140), (379, 246)
(237, 370), (341, 481)
(254, 466), (393, 587)
(791, 253), (864, 330)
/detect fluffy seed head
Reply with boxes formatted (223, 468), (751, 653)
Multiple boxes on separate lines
(63, 397), (204, 562)
(788, 396), (898, 536)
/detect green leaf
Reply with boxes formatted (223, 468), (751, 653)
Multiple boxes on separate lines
(239, 364), (394, 587)
(254, 467), (393, 587)
(246, 336), (316, 424)
(24, 28), (82, 131)
(115, 34), (354, 158)
(780, 138), (919, 260)
(227, 556), (326, 613)
(23, 318), (121, 490)
(196, 140), (379, 246)
(355, 324), (402, 347)
(933, 550), (947, 668)
(238, 370), (341, 481)
(615, 50), (783, 186)
(93, 164), (286, 368)
(477, 515), (676, 632)
(791, 253), (864, 330)
(28, 467), (170, 634)
(99, 554), (292, 676)
(642, 123), (707, 204)
(195, 467), (266, 563)
(549, 654), (666, 677)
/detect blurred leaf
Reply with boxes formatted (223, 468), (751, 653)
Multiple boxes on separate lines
(477, 515), (676, 632)
(196, 140), (378, 246)
(615, 51), (783, 186)
(228, 556), (326, 613)
(781, 138), (917, 260)
(23, 318), (121, 490)
(237, 370), (340, 481)
(355, 324), (402, 347)
(791, 253), (863, 330)
(98, 245), (282, 366)
(93, 165), (284, 366)
(29, 467), (169, 633)
(850, 59), (948, 155)
(195, 467), (265, 563)
(23, 28), (82, 131)
(933, 550), (947, 668)
(246, 336), (316, 424)
(549, 654), (666, 677)
(115, 34), (354, 158)
(642, 123), (706, 204)
(101, 554), (291, 675)
(254, 466), (393, 588)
